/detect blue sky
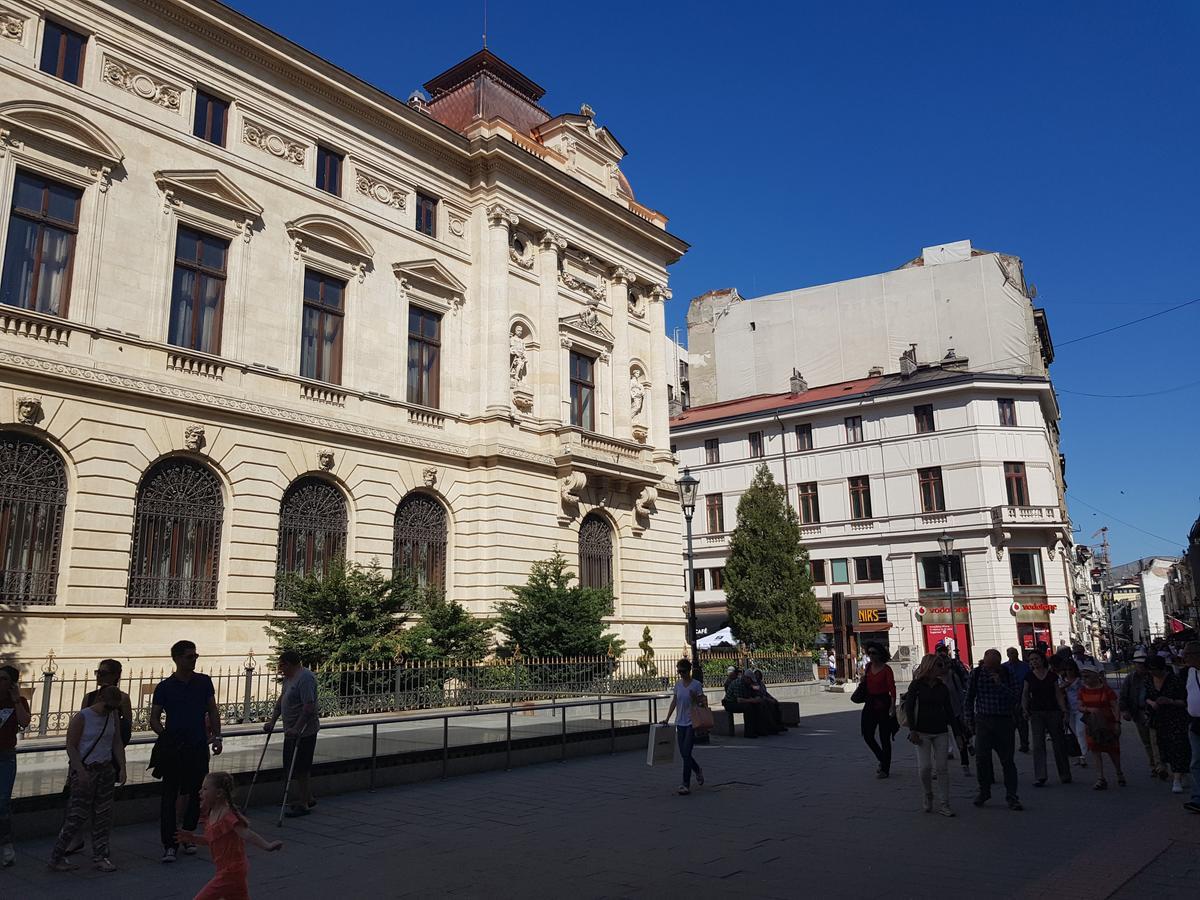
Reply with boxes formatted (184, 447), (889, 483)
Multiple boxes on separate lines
(230, 0), (1200, 563)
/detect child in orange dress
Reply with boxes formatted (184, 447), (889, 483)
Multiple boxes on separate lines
(177, 771), (282, 900)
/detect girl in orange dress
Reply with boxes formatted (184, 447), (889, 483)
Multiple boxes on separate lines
(177, 772), (282, 900)
(1078, 666), (1124, 790)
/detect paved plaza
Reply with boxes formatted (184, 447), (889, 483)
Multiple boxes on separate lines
(4, 691), (1198, 899)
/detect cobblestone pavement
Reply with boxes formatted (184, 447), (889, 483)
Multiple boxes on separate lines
(4, 691), (1197, 899)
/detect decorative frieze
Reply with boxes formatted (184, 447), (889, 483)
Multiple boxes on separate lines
(355, 170), (407, 209)
(242, 119), (306, 166)
(1, 10), (25, 41)
(102, 56), (183, 111)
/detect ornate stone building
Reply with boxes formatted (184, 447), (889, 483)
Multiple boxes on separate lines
(0, 0), (688, 666)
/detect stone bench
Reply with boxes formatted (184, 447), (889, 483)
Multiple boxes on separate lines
(715, 701), (799, 736)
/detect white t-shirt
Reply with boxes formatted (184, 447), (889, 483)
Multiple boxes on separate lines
(1187, 667), (1200, 719)
(673, 678), (704, 727)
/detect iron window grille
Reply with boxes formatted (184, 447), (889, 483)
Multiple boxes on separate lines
(579, 513), (613, 589)
(393, 493), (447, 590)
(274, 477), (347, 608)
(0, 433), (67, 606)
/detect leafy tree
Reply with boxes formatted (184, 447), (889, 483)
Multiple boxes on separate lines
(495, 552), (625, 658)
(636, 626), (658, 676)
(724, 464), (820, 649)
(400, 591), (493, 661)
(267, 558), (415, 667)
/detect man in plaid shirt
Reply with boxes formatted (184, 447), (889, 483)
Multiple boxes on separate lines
(965, 648), (1023, 810)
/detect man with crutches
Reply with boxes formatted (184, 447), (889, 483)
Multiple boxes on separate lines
(264, 650), (319, 820)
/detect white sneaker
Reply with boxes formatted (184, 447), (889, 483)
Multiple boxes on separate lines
(161, 847), (177, 864)
(1172, 782), (1184, 794)
(181, 843), (197, 855)
(677, 785), (691, 795)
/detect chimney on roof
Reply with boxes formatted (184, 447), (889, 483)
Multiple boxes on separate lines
(941, 348), (970, 371)
(868, 366), (883, 377)
(789, 368), (807, 395)
(900, 344), (918, 379)
(407, 89), (430, 114)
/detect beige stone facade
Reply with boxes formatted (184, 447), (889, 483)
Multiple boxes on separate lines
(0, 0), (688, 667)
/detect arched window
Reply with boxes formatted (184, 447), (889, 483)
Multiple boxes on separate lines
(579, 513), (613, 590)
(393, 493), (446, 590)
(127, 458), (222, 608)
(275, 477), (347, 606)
(0, 433), (67, 605)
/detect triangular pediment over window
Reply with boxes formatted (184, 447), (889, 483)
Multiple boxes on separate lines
(392, 258), (467, 295)
(286, 214), (374, 261)
(155, 170), (263, 219)
(0, 101), (124, 167)
(560, 309), (614, 345)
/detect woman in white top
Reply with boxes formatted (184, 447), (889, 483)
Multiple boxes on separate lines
(48, 685), (126, 872)
(663, 658), (706, 795)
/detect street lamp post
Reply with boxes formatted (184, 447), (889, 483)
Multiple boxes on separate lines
(677, 467), (701, 676)
(938, 530), (959, 662)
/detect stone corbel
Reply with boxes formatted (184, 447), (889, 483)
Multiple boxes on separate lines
(0, 128), (24, 156)
(87, 165), (113, 193)
(559, 471), (587, 522)
(487, 203), (519, 229)
(635, 485), (658, 521)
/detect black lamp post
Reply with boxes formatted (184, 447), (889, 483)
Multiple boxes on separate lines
(677, 467), (701, 675)
(937, 530), (959, 660)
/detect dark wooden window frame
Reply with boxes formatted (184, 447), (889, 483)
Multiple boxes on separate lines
(845, 416), (863, 444)
(193, 89), (230, 146)
(569, 350), (596, 431)
(39, 20), (87, 85)
(848, 475), (872, 520)
(795, 423), (813, 451)
(168, 225), (228, 355)
(798, 481), (820, 524)
(300, 268), (346, 385)
(710, 566), (725, 590)
(704, 438), (720, 464)
(692, 568), (706, 591)
(2, 169), (82, 316)
(407, 305), (442, 408)
(854, 555), (884, 582)
(998, 398), (1017, 427)
(748, 430), (764, 459)
(705, 493), (724, 533)
(415, 192), (438, 238)
(914, 404), (935, 434)
(918, 466), (946, 513)
(809, 559), (826, 584)
(1004, 461), (1029, 506)
(315, 145), (343, 196)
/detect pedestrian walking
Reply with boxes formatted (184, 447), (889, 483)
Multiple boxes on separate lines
(0, 665), (32, 868)
(827, 650), (838, 686)
(1078, 665), (1124, 789)
(47, 686), (126, 873)
(1004, 647), (1031, 753)
(857, 643), (896, 778)
(662, 658), (706, 795)
(150, 640), (223, 863)
(264, 650), (320, 817)
(904, 654), (956, 817)
(1182, 641), (1200, 814)
(1061, 662), (1088, 767)
(1072, 643), (1098, 670)
(965, 649), (1022, 811)
(176, 771), (282, 900)
(1119, 651), (1162, 778)
(936, 644), (971, 774)
(1022, 651), (1071, 787)
(1145, 655), (1191, 795)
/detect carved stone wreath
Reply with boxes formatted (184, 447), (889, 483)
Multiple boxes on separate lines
(509, 232), (535, 270)
(242, 121), (305, 166)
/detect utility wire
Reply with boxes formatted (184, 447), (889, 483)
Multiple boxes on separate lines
(1057, 377), (1200, 399)
(1065, 493), (1183, 548)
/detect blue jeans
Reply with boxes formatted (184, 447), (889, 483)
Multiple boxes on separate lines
(676, 725), (701, 787)
(0, 749), (16, 845)
(1189, 726), (1200, 804)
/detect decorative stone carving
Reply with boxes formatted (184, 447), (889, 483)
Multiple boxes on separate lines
(577, 308), (602, 335)
(422, 466), (438, 487)
(541, 231), (567, 253)
(559, 336), (573, 350)
(630, 367), (646, 423)
(558, 268), (607, 304)
(242, 120), (305, 166)
(632, 424), (648, 444)
(509, 232), (535, 269)
(580, 102), (595, 120)
(635, 486), (658, 519)
(448, 215), (466, 238)
(627, 286), (646, 319)
(649, 283), (672, 302)
(486, 203), (519, 228)
(183, 423), (206, 451)
(318, 448), (335, 470)
(16, 395), (42, 426)
(509, 324), (529, 387)
(511, 389), (533, 414)
(1, 12), (26, 41)
(1047, 542), (1058, 561)
(559, 471), (587, 509)
(102, 57), (182, 111)
(355, 171), (406, 209)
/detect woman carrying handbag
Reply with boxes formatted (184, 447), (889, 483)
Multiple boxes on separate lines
(662, 658), (707, 795)
(856, 643), (897, 778)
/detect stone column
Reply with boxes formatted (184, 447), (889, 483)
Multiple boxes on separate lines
(484, 203), (518, 416)
(609, 267), (632, 438)
(648, 284), (673, 461)
(539, 231), (567, 424)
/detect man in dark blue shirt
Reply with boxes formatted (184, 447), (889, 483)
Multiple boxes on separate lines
(150, 640), (222, 863)
(966, 649), (1023, 811)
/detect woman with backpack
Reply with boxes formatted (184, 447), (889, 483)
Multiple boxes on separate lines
(856, 643), (896, 778)
(903, 654), (957, 816)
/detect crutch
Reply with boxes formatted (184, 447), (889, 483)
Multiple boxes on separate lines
(244, 726), (273, 809)
(276, 735), (299, 828)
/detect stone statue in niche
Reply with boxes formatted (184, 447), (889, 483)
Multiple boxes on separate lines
(509, 324), (529, 387)
(630, 368), (646, 422)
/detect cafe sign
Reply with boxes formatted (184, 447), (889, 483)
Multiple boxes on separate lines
(820, 607), (888, 625)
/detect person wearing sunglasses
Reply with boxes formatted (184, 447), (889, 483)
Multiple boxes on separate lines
(150, 640), (222, 864)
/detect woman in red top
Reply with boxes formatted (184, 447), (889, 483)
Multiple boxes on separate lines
(860, 643), (897, 777)
(1, 665), (33, 868)
(177, 771), (282, 900)
(1078, 666), (1124, 790)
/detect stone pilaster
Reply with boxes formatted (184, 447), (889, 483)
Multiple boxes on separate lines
(539, 231), (567, 424)
(483, 203), (518, 416)
(609, 266), (632, 438)
(648, 284), (672, 462)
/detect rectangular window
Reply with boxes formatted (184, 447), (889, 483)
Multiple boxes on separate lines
(692, 568), (706, 592)
(415, 192), (437, 237)
(315, 146), (342, 196)
(748, 431), (764, 458)
(914, 404), (935, 434)
(193, 89), (229, 146)
(1010, 551), (1045, 588)
(795, 423), (813, 451)
(845, 415), (863, 443)
(1004, 461), (1029, 506)
(848, 475), (872, 519)
(854, 556), (884, 582)
(918, 466), (946, 513)
(709, 567), (725, 590)
(830, 558), (850, 584)
(998, 398), (1016, 427)
(919, 554), (965, 593)
(705, 494), (724, 533)
(569, 351), (595, 430)
(0, 170), (82, 317)
(406, 306), (442, 407)
(809, 559), (826, 584)
(39, 20), (86, 85)
(798, 482), (820, 524)
(299, 269), (345, 384)
(704, 438), (720, 464)
(167, 226), (228, 354)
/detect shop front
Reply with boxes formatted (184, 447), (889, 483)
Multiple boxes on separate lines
(820, 597), (892, 662)
(1012, 601), (1056, 652)
(917, 602), (973, 665)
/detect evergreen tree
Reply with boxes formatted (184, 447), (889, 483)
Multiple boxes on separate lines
(636, 626), (658, 676)
(400, 591), (493, 661)
(724, 464), (820, 649)
(495, 552), (625, 658)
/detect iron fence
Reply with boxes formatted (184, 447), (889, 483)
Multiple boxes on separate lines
(18, 650), (816, 739)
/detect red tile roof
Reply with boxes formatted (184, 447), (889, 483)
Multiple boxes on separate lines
(671, 376), (884, 428)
